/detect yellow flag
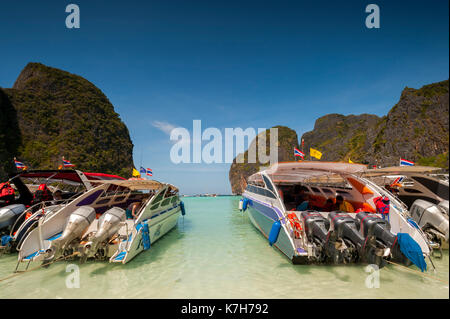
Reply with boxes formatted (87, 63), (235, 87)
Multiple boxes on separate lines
(132, 168), (141, 177)
(348, 158), (354, 164)
(310, 148), (322, 160)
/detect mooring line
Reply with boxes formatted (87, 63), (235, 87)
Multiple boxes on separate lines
(385, 260), (449, 285)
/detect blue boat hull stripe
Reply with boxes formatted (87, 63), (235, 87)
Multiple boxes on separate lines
(244, 195), (286, 224)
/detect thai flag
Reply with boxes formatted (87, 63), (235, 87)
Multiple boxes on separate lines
(14, 159), (25, 169)
(294, 148), (305, 158)
(400, 158), (415, 166)
(146, 168), (153, 176)
(63, 159), (75, 167)
(140, 167), (146, 174)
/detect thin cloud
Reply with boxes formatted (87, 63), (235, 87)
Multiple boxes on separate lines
(151, 120), (177, 135)
(151, 120), (193, 146)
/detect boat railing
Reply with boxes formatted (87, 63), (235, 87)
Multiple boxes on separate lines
(364, 178), (433, 252)
(10, 198), (74, 238)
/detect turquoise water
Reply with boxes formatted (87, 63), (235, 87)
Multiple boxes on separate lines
(0, 196), (448, 298)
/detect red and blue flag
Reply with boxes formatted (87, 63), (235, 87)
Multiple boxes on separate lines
(294, 148), (305, 159)
(400, 158), (414, 166)
(62, 158), (75, 168)
(14, 159), (25, 169)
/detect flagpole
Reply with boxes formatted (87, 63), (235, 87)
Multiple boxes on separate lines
(301, 139), (304, 161)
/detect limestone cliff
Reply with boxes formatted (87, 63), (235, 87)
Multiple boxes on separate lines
(0, 62), (134, 179)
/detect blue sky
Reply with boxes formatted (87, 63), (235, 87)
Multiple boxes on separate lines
(0, 0), (448, 194)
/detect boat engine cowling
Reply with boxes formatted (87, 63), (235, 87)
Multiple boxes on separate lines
(355, 212), (393, 243)
(355, 211), (413, 267)
(301, 212), (338, 263)
(83, 207), (126, 258)
(354, 212), (396, 266)
(302, 212), (330, 242)
(410, 199), (449, 244)
(438, 200), (449, 216)
(44, 206), (96, 262)
(327, 212), (366, 263)
(0, 204), (25, 232)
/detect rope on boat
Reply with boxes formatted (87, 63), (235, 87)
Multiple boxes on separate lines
(0, 251), (80, 284)
(385, 259), (449, 285)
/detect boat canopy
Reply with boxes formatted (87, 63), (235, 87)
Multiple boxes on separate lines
(9, 170), (125, 184)
(83, 172), (126, 181)
(363, 165), (442, 177)
(11, 170), (83, 183)
(92, 179), (177, 192)
(249, 161), (367, 184)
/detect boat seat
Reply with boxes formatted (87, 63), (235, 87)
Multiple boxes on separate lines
(297, 201), (309, 211)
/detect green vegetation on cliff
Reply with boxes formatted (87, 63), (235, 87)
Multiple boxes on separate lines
(0, 62), (134, 180)
(301, 113), (380, 164)
(300, 80), (449, 168)
(229, 126), (300, 194)
(229, 79), (449, 194)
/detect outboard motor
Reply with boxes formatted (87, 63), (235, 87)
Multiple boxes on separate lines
(44, 206), (96, 262)
(0, 204), (25, 234)
(355, 212), (403, 267)
(410, 199), (449, 247)
(438, 200), (449, 216)
(82, 207), (126, 260)
(327, 212), (366, 264)
(301, 211), (340, 263)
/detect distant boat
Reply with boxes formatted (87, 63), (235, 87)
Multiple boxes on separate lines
(242, 161), (432, 270)
(363, 165), (448, 252)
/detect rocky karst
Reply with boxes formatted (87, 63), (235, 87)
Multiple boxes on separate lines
(0, 62), (134, 179)
(229, 80), (449, 194)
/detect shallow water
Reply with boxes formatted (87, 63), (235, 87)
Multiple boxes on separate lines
(0, 196), (448, 299)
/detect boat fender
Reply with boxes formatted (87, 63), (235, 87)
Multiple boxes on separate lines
(142, 222), (151, 250)
(268, 220), (281, 246)
(180, 201), (186, 216)
(242, 198), (249, 211)
(239, 199), (243, 211)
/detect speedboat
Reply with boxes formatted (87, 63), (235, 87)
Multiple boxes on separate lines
(14, 179), (184, 270)
(241, 161), (433, 271)
(0, 170), (131, 254)
(363, 166), (449, 251)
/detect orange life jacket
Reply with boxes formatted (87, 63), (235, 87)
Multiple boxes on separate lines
(32, 184), (53, 204)
(0, 182), (15, 204)
(287, 213), (303, 239)
(0, 182), (14, 197)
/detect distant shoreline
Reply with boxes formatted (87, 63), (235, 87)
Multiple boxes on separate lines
(181, 194), (238, 198)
